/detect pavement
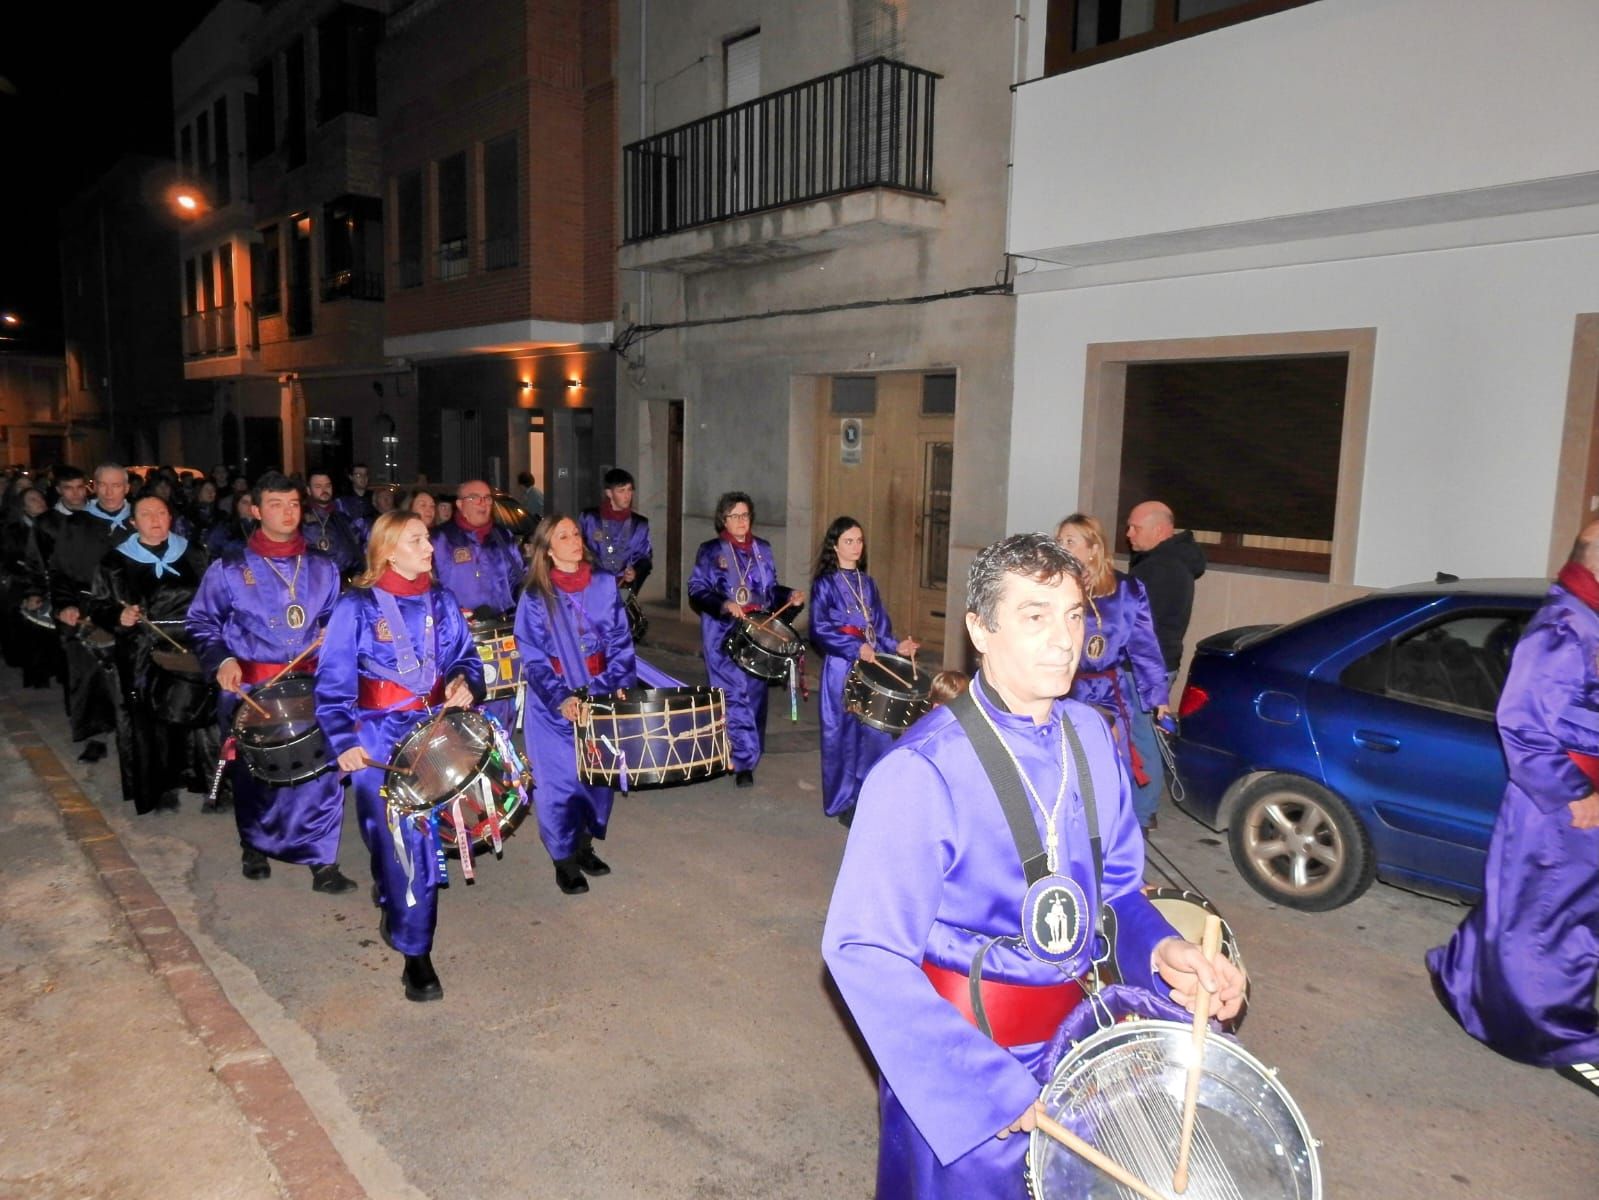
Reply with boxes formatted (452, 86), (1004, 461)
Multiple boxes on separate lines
(1, 605), (1596, 1198)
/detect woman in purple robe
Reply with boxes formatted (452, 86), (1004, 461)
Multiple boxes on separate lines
(687, 491), (804, 788)
(514, 514), (637, 895)
(809, 516), (918, 825)
(314, 511), (483, 1002)
(1056, 514), (1170, 829)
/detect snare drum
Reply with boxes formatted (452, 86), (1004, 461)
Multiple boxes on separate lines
(232, 675), (333, 785)
(1143, 886), (1248, 1030)
(19, 599), (54, 631)
(576, 686), (731, 789)
(383, 710), (531, 857)
(722, 613), (802, 682)
(1028, 1019), (1320, 1200)
(469, 617), (522, 701)
(620, 586), (648, 644)
(150, 647), (218, 727)
(844, 653), (933, 733)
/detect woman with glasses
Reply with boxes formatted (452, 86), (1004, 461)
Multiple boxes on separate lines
(687, 492), (804, 788)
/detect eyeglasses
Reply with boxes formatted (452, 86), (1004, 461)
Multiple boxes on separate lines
(459, 493), (492, 503)
(724, 510), (752, 521)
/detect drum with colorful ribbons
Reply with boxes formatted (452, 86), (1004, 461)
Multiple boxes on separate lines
(469, 617), (523, 702)
(575, 686), (731, 790)
(722, 612), (803, 682)
(382, 710), (531, 880)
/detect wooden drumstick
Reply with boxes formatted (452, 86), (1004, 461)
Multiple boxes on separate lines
(231, 688), (273, 721)
(266, 633), (325, 687)
(1172, 912), (1225, 1194)
(754, 595), (799, 631)
(363, 756), (414, 776)
(870, 658), (917, 690)
(1031, 1105), (1169, 1200)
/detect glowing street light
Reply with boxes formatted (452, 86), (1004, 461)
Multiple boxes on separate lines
(1, 313), (19, 326)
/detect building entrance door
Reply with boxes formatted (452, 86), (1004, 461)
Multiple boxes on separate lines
(814, 371), (956, 658)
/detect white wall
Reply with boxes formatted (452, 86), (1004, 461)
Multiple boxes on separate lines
(1009, 232), (1599, 587)
(1010, 0), (1599, 259)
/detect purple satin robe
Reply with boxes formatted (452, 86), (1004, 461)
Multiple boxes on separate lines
(188, 546), (344, 865)
(1067, 573), (1169, 781)
(513, 572), (637, 861)
(1427, 584), (1599, 1067)
(579, 508), (653, 586)
(432, 520), (526, 729)
(314, 583), (483, 956)
(810, 569), (898, 818)
(821, 677), (1178, 1198)
(301, 506), (364, 577)
(688, 536), (795, 772)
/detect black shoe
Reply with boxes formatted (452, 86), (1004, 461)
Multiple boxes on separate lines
(837, 806), (855, 829)
(78, 739), (107, 763)
(1143, 814), (1159, 833)
(555, 859), (589, 894)
(735, 770), (755, 788)
(1557, 1062), (1599, 1098)
(575, 839), (611, 876)
(402, 954), (443, 1003)
(156, 791), (181, 812)
(370, 882), (383, 909)
(310, 864), (358, 894)
(241, 849), (271, 880)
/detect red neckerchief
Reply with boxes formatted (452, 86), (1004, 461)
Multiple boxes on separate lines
(1556, 562), (1599, 613)
(600, 501), (632, 522)
(248, 529), (306, 558)
(454, 510), (492, 544)
(720, 529), (754, 552)
(376, 568), (432, 596)
(551, 563), (592, 593)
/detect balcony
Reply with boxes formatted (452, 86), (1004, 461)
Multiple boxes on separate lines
(621, 57), (944, 274)
(321, 269), (384, 301)
(182, 305), (244, 359)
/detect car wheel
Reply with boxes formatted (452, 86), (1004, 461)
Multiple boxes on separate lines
(1227, 774), (1375, 911)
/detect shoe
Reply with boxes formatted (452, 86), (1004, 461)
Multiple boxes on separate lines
(78, 740), (107, 763)
(401, 954), (443, 1003)
(370, 882), (383, 909)
(735, 770), (755, 788)
(575, 838), (610, 876)
(837, 806), (855, 829)
(555, 859), (590, 895)
(1143, 814), (1159, 833)
(156, 791), (181, 812)
(310, 864), (358, 894)
(241, 849), (271, 880)
(1557, 1062), (1599, 1098)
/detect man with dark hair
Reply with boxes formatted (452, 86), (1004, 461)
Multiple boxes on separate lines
(189, 471), (354, 889)
(303, 472), (365, 577)
(517, 470), (543, 519)
(24, 466), (86, 703)
(579, 468), (653, 593)
(336, 462), (377, 531)
(1429, 522), (1599, 1098)
(822, 532), (1245, 1195)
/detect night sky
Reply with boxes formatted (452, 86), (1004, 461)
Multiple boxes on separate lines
(1, 0), (221, 353)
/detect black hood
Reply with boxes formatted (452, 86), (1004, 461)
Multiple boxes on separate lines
(1133, 529), (1207, 579)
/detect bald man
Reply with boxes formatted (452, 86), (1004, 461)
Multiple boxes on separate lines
(1428, 524), (1599, 1097)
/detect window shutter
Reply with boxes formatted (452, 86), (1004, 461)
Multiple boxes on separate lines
(724, 31), (760, 108)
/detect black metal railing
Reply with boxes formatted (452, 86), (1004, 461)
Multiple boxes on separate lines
(623, 57), (939, 243)
(181, 305), (241, 358)
(321, 269), (385, 301)
(483, 232), (519, 271)
(436, 239), (470, 280)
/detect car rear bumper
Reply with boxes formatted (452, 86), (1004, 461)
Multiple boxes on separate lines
(1168, 739), (1241, 828)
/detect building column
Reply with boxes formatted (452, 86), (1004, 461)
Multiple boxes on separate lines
(279, 373), (305, 476)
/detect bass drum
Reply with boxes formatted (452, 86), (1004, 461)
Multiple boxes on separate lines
(576, 686), (730, 789)
(150, 647), (218, 728)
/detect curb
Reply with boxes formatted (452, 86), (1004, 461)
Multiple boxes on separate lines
(0, 701), (369, 1200)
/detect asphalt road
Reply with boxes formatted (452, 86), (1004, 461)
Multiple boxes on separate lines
(12, 640), (1597, 1199)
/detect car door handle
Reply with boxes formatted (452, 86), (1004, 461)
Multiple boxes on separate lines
(1354, 729), (1401, 753)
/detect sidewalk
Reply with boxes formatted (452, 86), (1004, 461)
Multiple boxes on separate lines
(0, 686), (364, 1200)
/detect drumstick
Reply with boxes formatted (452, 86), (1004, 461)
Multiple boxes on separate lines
(363, 756), (414, 776)
(1172, 912), (1225, 1194)
(139, 615), (189, 654)
(266, 633), (325, 687)
(231, 688), (273, 721)
(1031, 1106), (1170, 1200)
(869, 657), (917, 690)
(753, 595), (799, 631)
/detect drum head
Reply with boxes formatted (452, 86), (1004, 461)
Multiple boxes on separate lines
(854, 653), (930, 700)
(387, 710), (497, 812)
(742, 617), (799, 654)
(151, 647), (204, 677)
(235, 675), (319, 741)
(1030, 1020), (1319, 1200)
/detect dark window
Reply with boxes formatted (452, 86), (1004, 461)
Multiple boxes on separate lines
(285, 37), (307, 168)
(831, 376), (877, 414)
(212, 96), (231, 206)
(196, 108), (212, 183)
(1118, 354), (1346, 576)
(1047, 0), (1319, 75)
(922, 442), (953, 590)
(254, 224), (282, 316)
(249, 59), (276, 162)
(200, 249), (217, 308)
(322, 194), (384, 300)
(318, 4), (382, 122)
(922, 372), (957, 416)
(217, 245), (236, 352)
(287, 213), (313, 336)
(179, 124), (193, 175)
(437, 152), (469, 280)
(396, 170), (423, 288)
(483, 134), (519, 270)
(184, 258), (199, 316)
(1340, 611), (1530, 720)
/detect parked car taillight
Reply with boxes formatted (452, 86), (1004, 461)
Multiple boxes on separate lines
(1178, 684), (1210, 719)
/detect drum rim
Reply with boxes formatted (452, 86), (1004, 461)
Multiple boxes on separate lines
(847, 652), (932, 702)
(386, 709), (500, 813)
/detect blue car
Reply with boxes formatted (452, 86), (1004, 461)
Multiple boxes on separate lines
(1170, 579), (1546, 910)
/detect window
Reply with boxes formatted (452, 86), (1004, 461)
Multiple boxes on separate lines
(1046, 0), (1320, 75)
(179, 124), (193, 176)
(254, 223), (282, 316)
(1340, 612), (1530, 720)
(396, 170), (423, 288)
(212, 96), (231, 206)
(249, 59), (276, 162)
(483, 134), (519, 270)
(922, 372), (957, 416)
(437, 152), (469, 280)
(831, 376), (877, 415)
(197, 109), (212, 184)
(724, 29), (760, 107)
(853, 0), (905, 62)
(287, 213), (313, 337)
(318, 4), (382, 122)
(217, 245), (236, 352)
(285, 37), (307, 168)
(1118, 354), (1347, 576)
(322, 194), (383, 300)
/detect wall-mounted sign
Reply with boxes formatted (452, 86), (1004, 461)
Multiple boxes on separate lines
(841, 418), (863, 466)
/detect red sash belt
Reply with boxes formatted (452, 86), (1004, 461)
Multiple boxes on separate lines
(239, 658), (317, 684)
(1569, 751), (1599, 789)
(358, 677), (444, 712)
(550, 652), (605, 678)
(921, 960), (1085, 1048)
(840, 624), (867, 640)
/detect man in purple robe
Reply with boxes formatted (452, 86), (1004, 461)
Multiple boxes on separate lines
(188, 472), (355, 892)
(579, 468), (653, 592)
(335, 462), (378, 531)
(432, 479), (526, 731)
(822, 533), (1246, 1197)
(1428, 524), (1599, 1097)
(303, 472), (365, 578)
